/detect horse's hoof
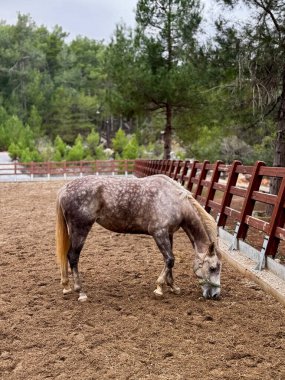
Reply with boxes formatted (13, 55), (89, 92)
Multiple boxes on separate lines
(153, 288), (164, 298)
(63, 288), (72, 295)
(170, 286), (181, 295)
(78, 292), (88, 302)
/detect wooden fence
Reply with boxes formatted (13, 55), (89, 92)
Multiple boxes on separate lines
(134, 159), (285, 259)
(0, 159), (135, 180)
(2, 157), (285, 260)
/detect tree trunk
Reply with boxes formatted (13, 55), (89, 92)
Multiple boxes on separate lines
(269, 65), (285, 199)
(163, 103), (172, 159)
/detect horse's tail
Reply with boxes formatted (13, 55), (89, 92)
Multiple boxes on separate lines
(55, 197), (70, 275)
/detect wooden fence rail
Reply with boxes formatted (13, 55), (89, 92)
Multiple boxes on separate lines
(0, 159), (135, 180)
(134, 159), (285, 259)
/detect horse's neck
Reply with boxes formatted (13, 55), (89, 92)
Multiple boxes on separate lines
(183, 206), (211, 252)
(154, 175), (216, 250)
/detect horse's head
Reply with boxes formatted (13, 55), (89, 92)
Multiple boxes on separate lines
(193, 242), (222, 299)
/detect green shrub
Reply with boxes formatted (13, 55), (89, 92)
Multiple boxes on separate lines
(66, 134), (85, 161)
(122, 135), (139, 159)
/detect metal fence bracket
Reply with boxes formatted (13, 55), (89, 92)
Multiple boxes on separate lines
(229, 222), (240, 251)
(255, 235), (269, 271)
(216, 213), (220, 223)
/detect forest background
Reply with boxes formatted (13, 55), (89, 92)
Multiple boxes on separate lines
(0, 0), (284, 167)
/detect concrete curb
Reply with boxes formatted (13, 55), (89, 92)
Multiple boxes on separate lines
(219, 238), (285, 308)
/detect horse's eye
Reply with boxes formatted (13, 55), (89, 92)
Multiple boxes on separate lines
(209, 263), (220, 273)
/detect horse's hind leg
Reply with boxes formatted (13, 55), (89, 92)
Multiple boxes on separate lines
(68, 225), (91, 302)
(68, 246), (86, 301)
(61, 260), (71, 295)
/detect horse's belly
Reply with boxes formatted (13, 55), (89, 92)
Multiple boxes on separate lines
(96, 217), (148, 235)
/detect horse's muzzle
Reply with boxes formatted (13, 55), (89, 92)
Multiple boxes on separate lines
(202, 284), (221, 300)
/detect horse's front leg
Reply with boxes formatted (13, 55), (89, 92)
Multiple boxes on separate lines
(167, 234), (181, 295)
(166, 268), (181, 295)
(155, 265), (168, 297)
(153, 231), (180, 297)
(155, 265), (181, 297)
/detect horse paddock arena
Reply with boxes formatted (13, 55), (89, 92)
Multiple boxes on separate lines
(1, 181), (285, 380)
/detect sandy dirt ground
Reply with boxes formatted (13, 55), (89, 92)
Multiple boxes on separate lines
(1, 180), (285, 380)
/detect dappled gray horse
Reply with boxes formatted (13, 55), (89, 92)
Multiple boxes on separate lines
(56, 174), (222, 301)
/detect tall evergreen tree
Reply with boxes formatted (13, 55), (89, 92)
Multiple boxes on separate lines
(216, 0), (285, 167)
(135, 0), (203, 158)
(215, 0), (285, 193)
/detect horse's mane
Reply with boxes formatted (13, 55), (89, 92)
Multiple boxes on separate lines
(154, 175), (217, 243)
(186, 193), (217, 243)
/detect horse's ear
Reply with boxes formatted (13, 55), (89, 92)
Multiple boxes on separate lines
(208, 242), (215, 256)
(210, 241), (223, 259)
(215, 245), (223, 259)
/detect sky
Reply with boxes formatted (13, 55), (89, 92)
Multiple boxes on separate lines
(0, 0), (138, 42)
(0, 0), (249, 43)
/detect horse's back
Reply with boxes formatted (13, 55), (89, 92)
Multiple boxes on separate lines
(57, 175), (185, 234)
(58, 175), (180, 199)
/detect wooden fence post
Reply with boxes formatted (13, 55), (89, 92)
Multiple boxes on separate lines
(186, 160), (198, 192)
(194, 160), (210, 199)
(159, 160), (165, 174)
(264, 175), (285, 256)
(163, 160), (170, 175)
(30, 161), (34, 181)
(47, 161), (51, 180)
(205, 160), (223, 213)
(125, 159), (128, 176)
(149, 160), (155, 175)
(146, 160), (151, 175)
(64, 161), (67, 179)
(217, 160), (241, 227)
(236, 161), (266, 240)
(173, 160), (182, 181)
(178, 160), (189, 185)
(154, 160), (158, 175)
